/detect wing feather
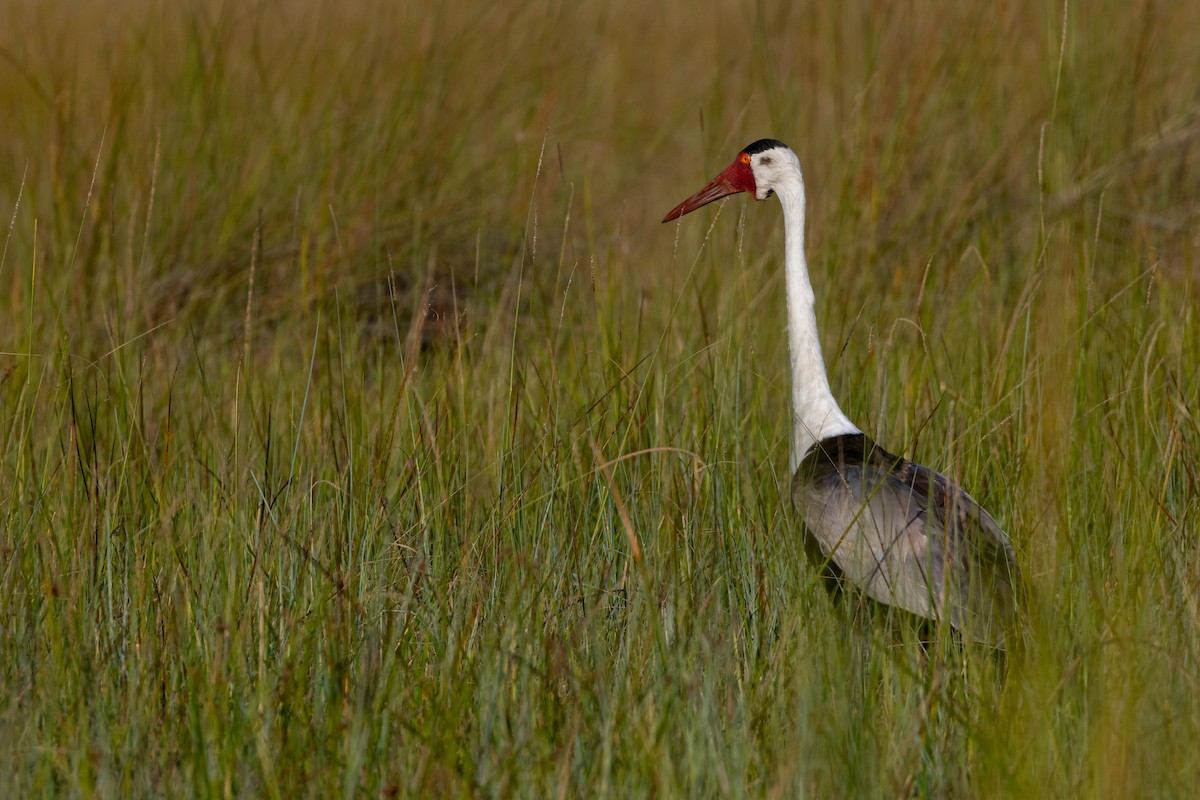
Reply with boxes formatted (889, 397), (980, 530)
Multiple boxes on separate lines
(792, 434), (1020, 646)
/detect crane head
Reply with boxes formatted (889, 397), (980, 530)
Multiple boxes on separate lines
(662, 139), (793, 222)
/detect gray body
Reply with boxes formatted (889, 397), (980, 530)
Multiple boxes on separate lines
(792, 433), (1020, 647)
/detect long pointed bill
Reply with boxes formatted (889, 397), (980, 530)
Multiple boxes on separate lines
(662, 160), (754, 222)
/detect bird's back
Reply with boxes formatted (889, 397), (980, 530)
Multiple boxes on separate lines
(792, 433), (1020, 646)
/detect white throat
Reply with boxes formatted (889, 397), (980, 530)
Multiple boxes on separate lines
(773, 164), (859, 470)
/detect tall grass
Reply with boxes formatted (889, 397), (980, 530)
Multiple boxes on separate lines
(2, 0), (1199, 795)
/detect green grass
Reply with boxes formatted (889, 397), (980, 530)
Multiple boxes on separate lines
(2, 0), (1199, 796)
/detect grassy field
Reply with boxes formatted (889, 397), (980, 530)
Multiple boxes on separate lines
(2, 0), (1199, 796)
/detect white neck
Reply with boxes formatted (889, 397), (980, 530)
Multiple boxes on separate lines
(775, 167), (859, 470)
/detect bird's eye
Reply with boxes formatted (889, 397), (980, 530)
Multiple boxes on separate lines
(739, 153), (751, 165)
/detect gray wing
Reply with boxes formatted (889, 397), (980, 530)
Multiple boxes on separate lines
(792, 435), (1020, 646)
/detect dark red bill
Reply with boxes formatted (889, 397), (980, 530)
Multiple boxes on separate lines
(662, 159), (756, 222)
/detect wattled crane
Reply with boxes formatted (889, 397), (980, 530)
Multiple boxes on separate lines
(663, 139), (1020, 647)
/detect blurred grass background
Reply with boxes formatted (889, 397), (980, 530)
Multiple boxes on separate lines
(2, 0), (1199, 796)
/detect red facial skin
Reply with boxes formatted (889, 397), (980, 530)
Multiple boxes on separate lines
(662, 153), (757, 222)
